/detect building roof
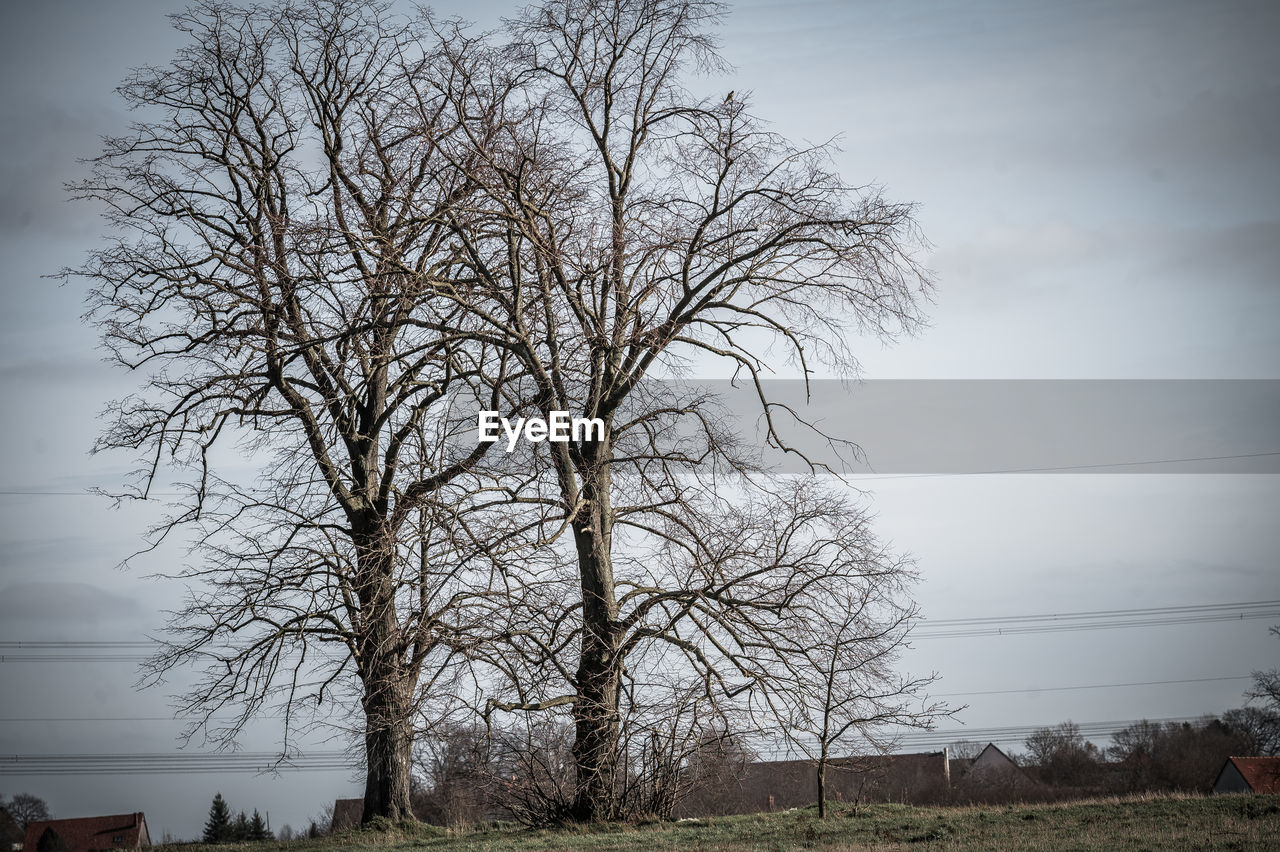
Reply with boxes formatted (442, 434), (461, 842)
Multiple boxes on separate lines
(968, 743), (1019, 772)
(1221, 756), (1280, 793)
(23, 814), (149, 852)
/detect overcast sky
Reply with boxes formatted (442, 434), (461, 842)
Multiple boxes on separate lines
(1, 0), (1278, 840)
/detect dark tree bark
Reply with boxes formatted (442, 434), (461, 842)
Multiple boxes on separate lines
(361, 676), (415, 821)
(568, 464), (624, 819)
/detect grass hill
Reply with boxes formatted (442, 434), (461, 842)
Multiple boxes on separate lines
(166, 793), (1280, 851)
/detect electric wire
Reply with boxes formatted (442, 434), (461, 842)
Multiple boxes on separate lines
(1, 716), (1224, 775)
(5, 600), (1275, 662)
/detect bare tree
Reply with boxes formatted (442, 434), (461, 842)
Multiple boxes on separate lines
(676, 729), (756, 817)
(1023, 721), (1102, 787)
(1222, 706), (1280, 757)
(69, 0), (526, 821)
(72, 0), (933, 827)
(411, 723), (496, 827)
(434, 0), (932, 821)
(949, 740), (985, 761)
(1107, 716), (1249, 793)
(1247, 625), (1280, 708)
(2, 793), (51, 830)
(474, 477), (941, 823)
(485, 717), (578, 825)
(781, 585), (944, 818)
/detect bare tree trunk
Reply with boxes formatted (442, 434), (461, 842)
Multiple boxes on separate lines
(355, 530), (415, 823)
(362, 687), (414, 822)
(569, 462), (622, 822)
(817, 754), (828, 819)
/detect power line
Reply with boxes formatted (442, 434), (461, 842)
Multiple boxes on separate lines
(0, 639), (155, 663)
(0, 641), (155, 647)
(0, 675), (1249, 723)
(4, 600), (1275, 663)
(923, 599), (1280, 627)
(886, 716), (1213, 750)
(912, 600), (1280, 640)
(0, 715), (1223, 775)
(847, 450), (1280, 479)
(0, 717), (211, 723)
(935, 675), (1250, 698)
(0, 751), (355, 776)
(0, 640), (156, 663)
(0, 656), (152, 663)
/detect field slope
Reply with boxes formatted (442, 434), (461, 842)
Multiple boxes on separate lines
(168, 794), (1280, 851)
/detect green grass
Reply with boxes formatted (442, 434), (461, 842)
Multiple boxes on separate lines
(164, 793), (1280, 851)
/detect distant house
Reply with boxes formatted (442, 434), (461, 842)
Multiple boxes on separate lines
(330, 799), (363, 832)
(680, 750), (960, 816)
(676, 742), (1044, 816)
(961, 743), (1034, 788)
(1214, 756), (1280, 794)
(0, 808), (23, 852)
(22, 814), (149, 852)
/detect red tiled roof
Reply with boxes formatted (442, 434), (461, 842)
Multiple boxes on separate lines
(1227, 756), (1280, 793)
(23, 814), (149, 852)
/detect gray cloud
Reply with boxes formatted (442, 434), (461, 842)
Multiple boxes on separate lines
(0, 100), (111, 235)
(0, 534), (92, 572)
(0, 581), (142, 626)
(933, 220), (1280, 310)
(0, 354), (117, 385)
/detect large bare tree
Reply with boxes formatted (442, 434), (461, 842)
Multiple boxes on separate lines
(433, 0), (934, 821)
(73, 0), (935, 826)
(70, 0), (527, 821)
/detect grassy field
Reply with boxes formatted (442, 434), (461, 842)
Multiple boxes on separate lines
(167, 793), (1280, 851)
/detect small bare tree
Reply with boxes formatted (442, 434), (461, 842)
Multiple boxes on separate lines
(676, 728), (757, 816)
(746, 498), (945, 818)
